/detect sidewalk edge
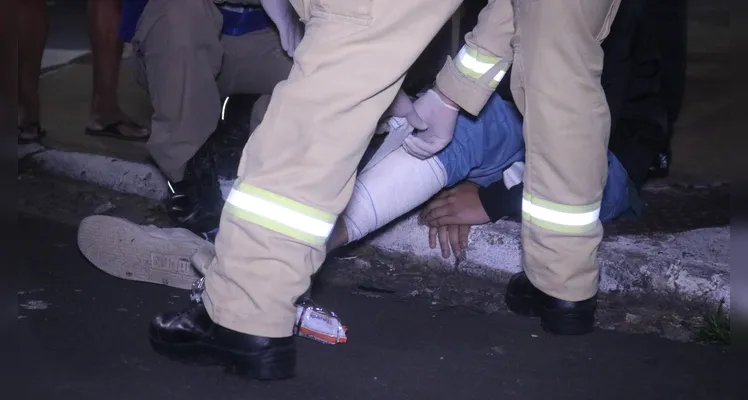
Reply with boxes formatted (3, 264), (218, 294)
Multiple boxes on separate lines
(19, 144), (730, 309)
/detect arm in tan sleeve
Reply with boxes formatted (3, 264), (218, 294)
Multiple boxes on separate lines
(435, 0), (514, 115)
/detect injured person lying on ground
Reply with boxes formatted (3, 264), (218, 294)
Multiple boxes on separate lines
(77, 87), (644, 290)
(329, 90), (641, 253)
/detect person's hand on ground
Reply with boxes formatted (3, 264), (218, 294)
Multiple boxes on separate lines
(421, 182), (491, 227)
(261, 0), (304, 57)
(384, 89), (428, 130)
(429, 224), (470, 259)
(402, 89), (459, 159)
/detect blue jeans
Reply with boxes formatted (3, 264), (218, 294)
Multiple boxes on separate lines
(435, 93), (632, 223)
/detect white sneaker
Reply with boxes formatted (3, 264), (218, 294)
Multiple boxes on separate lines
(77, 215), (213, 290)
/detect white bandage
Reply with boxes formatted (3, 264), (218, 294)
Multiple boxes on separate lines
(341, 147), (447, 243)
(361, 117), (413, 174)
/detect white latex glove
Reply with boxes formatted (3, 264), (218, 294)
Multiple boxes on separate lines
(402, 89), (459, 159)
(260, 0), (304, 57)
(385, 89), (428, 130)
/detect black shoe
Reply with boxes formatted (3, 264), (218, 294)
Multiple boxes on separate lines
(647, 150), (671, 179)
(166, 180), (221, 233)
(166, 136), (224, 233)
(505, 272), (596, 335)
(166, 179), (199, 222)
(149, 302), (296, 380)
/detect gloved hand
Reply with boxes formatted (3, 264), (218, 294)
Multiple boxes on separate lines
(260, 0), (304, 57)
(385, 89), (428, 131)
(403, 89), (459, 159)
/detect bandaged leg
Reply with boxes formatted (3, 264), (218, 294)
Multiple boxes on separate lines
(338, 147), (447, 246)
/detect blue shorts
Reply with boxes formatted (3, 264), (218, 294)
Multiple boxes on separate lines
(434, 93), (632, 224)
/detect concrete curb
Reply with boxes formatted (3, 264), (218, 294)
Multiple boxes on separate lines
(19, 143), (730, 309)
(369, 216), (730, 308)
(20, 144), (169, 200)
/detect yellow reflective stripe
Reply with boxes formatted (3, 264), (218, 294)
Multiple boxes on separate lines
(521, 192), (601, 233)
(464, 46), (501, 64)
(454, 45), (507, 87)
(523, 192), (601, 213)
(456, 61), (483, 80)
(521, 212), (597, 234)
(225, 203), (327, 245)
(224, 184), (335, 245)
(236, 183), (336, 223)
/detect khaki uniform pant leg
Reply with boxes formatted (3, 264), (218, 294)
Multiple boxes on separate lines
(217, 27), (294, 133)
(133, 0), (223, 182)
(202, 0), (463, 338)
(510, 0), (621, 301)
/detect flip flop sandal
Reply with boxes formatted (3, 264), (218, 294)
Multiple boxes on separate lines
(18, 124), (47, 143)
(85, 120), (150, 142)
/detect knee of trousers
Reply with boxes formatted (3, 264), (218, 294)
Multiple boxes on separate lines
(147, 140), (190, 182)
(136, 0), (221, 50)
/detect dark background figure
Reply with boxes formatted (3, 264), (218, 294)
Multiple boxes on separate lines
(645, 0), (688, 178)
(602, 0), (670, 191)
(18, 0), (149, 143)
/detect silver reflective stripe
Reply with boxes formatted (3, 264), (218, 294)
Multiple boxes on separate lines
(456, 46), (505, 83)
(225, 186), (335, 245)
(521, 199), (600, 227)
(221, 97), (230, 121)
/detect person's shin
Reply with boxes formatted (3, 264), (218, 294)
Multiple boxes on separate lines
(341, 147), (447, 244)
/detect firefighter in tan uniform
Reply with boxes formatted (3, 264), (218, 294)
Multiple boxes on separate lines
(426, 0), (621, 336)
(148, 0), (620, 380)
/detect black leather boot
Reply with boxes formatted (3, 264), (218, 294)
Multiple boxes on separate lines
(166, 179), (221, 233)
(149, 302), (296, 380)
(505, 272), (596, 335)
(166, 137), (224, 234)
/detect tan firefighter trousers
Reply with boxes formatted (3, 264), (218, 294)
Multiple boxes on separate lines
(202, 0), (463, 337)
(132, 0), (292, 182)
(203, 0), (620, 337)
(510, 0), (620, 301)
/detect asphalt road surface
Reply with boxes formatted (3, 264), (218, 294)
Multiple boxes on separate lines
(15, 213), (734, 399)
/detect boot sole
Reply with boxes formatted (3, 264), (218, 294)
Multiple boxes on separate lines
(77, 215), (206, 290)
(505, 275), (595, 336)
(149, 336), (296, 380)
(507, 291), (595, 335)
(505, 290), (538, 318)
(540, 310), (595, 336)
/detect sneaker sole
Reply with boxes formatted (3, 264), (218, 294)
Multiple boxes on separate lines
(77, 215), (205, 290)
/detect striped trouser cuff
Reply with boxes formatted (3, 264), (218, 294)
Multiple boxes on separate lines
(521, 192), (601, 233)
(224, 183), (336, 246)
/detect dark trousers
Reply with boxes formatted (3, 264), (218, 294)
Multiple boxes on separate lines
(604, 0), (671, 189)
(646, 0), (688, 149)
